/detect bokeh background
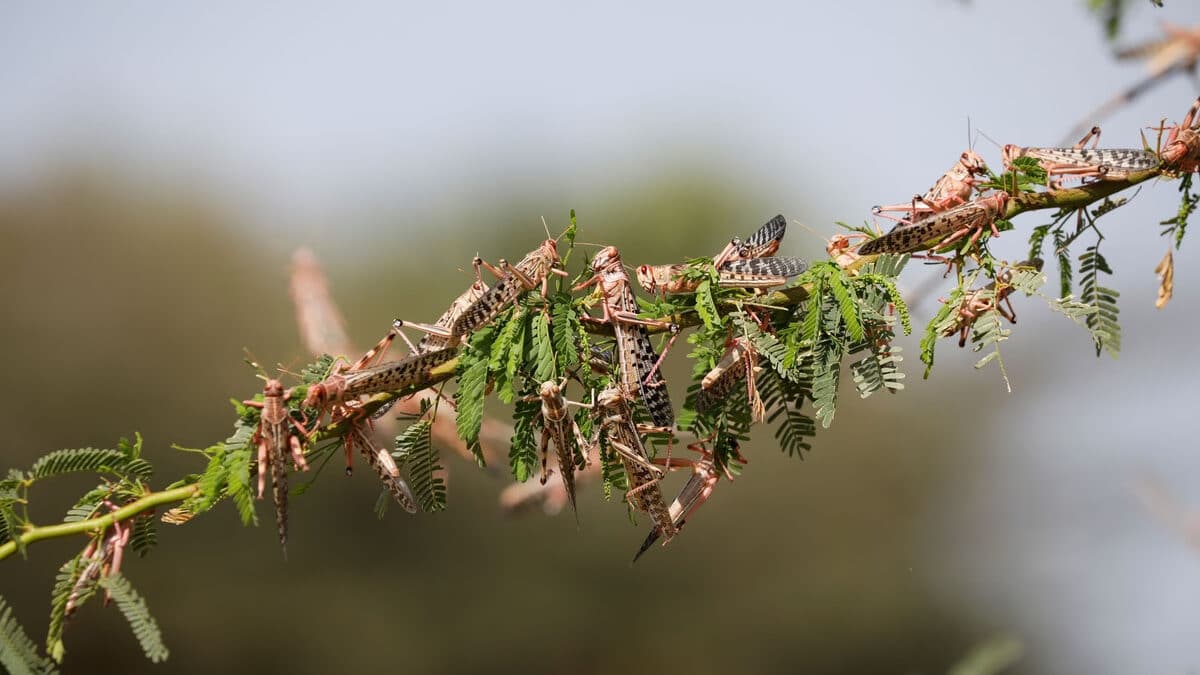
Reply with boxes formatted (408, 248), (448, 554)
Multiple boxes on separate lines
(3, 2), (1200, 673)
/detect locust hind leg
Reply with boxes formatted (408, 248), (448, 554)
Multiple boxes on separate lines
(255, 439), (269, 499)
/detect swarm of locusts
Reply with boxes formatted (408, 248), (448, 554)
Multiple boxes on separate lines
(231, 97), (1199, 562)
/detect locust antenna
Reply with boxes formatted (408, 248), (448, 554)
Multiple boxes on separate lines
(540, 215), (554, 240)
(243, 350), (269, 381)
(975, 128), (1003, 151)
(785, 215), (831, 244)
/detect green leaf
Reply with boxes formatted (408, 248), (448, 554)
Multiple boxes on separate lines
(810, 339), (841, 429)
(761, 369), (816, 457)
(30, 448), (128, 481)
(969, 303), (1012, 385)
(531, 311), (556, 383)
(129, 515), (157, 558)
(46, 554), (87, 664)
(394, 420), (445, 512)
(1079, 246), (1121, 358)
(97, 574), (169, 663)
(1160, 173), (1196, 249)
(508, 395), (540, 483)
(1054, 229), (1073, 298)
(920, 289), (961, 378)
(694, 278), (720, 332)
(827, 271), (864, 342)
(222, 448), (257, 527)
(550, 295), (581, 372)
(455, 326), (495, 466)
(0, 593), (53, 675)
(851, 345), (905, 398)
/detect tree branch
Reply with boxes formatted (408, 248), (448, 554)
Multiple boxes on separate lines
(0, 485), (199, 562)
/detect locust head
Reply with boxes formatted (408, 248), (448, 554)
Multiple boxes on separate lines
(538, 380), (561, 400)
(589, 245), (622, 273)
(636, 264), (674, 294)
(959, 150), (989, 176)
(1000, 144), (1025, 171)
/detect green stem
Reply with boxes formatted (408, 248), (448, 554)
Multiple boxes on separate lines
(1006, 167), (1163, 218)
(0, 485), (199, 562)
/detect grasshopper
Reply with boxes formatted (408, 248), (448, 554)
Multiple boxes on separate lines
(694, 335), (765, 423)
(631, 440), (745, 562)
(526, 379), (593, 517)
(369, 264), (491, 421)
(827, 233), (869, 269)
(874, 150), (989, 222)
(1160, 96), (1200, 173)
(576, 246), (676, 427)
(65, 501), (134, 615)
(595, 385), (676, 541)
(414, 261), (491, 354)
(636, 215), (792, 295)
(243, 379), (312, 549)
(300, 331), (436, 508)
(342, 417), (417, 513)
(637, 256), (809, 296)
(400, 239), (566, 345)
(857, 191), (1010, 256)
(710, 214), (788, 268)
(301, 346), (457, 414)
(942, 259), (1043, 347)
(1003, 126), (1159, 188)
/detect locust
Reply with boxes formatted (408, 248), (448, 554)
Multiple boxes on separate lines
(302, 331), (456, 482)
(1002, 126), (1159, 188)
(299, 328), (428, 510)
(637, 256), (810, 296)
(942, 259), (1043, 347)
(694, 335), (765, 423)
(874, 150), (989, 222)
(399, 239), (566, 345)
(369, 264), (491, 421)
(525, 379), (592, 517)
(243, 379), (312, 550)
(711, 213), (788, 268)
(857, 191), (1010, 256)
(414, 261), (491, 354)
(342, 416), (418, 513)
(827, 233), (869, 269)
(65, 501), (133, 615)
(1160, 96), (1200, 173)
(636, 214), (794, 295)
(576, 246), (676, 427)
(301, 346), (457, 414)
(631, 439), (745, 563)
(595, 385), (676, 542)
